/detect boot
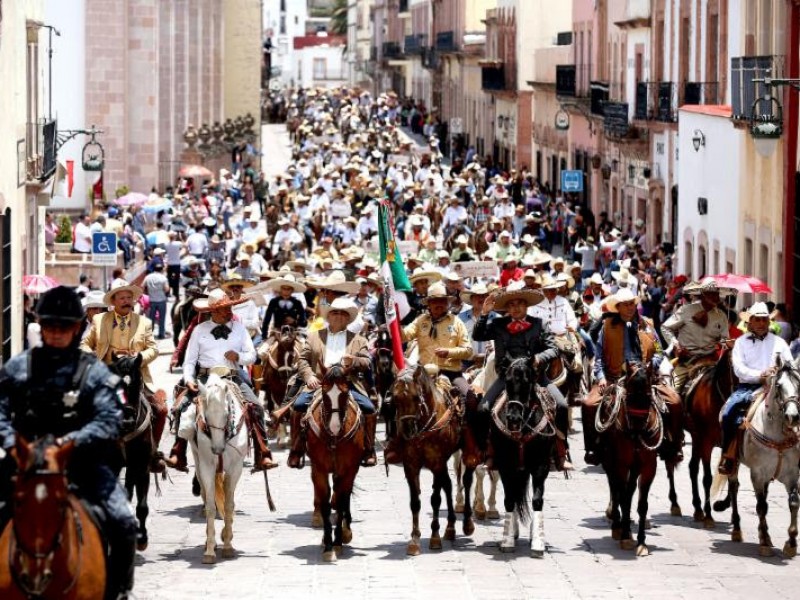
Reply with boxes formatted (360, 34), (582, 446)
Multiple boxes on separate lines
(105, 529), (135, 600)
(362, 413), (378, 467)
(554, 436), (573, 471)
(249, 404), (279, 472)
(719, 432), (739, 475)
(164, 437), (189, 473)
(582, 402), (602, 466)
(288, 410), (306, 469)
(149, 395), (168, 473)
(272, 401), (293, 424)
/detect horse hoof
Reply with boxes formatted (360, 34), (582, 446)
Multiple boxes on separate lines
(455, 503), (465, 514)
(611, 528), (622, 541)
(221, 547), (235, 559)
(202, 554), (216, 565)
(407, 542), (421, 556)
(693, 510), (704, 522)
(731, 530), (743, 543)
(703, 517), (716, 529)
(429, 536), (442, 550)
(530, 548), (544, 559)
(334, 545), (343, 557)
(311, 512), (324, 528)
(136, 541), (149, 552)
(636, 545), (650, 557)
(486, 510), (501, 520)
(444, 526), (456, 542)
(475, 509), (486, 521)
(530, 540), (545, 558)
(322, 550), (337, 563)
(341, 526), (353, 545)
(713, 498), (731, 513)
(499, 539), (516, 553)
(670, 506), (682, 517)
(783, 543), (797, 558)
(463, 519), (475, 537)
(620, 538), (636, 551)
(758, 545), (774, 557)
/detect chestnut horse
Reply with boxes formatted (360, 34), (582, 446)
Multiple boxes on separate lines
(0, 436), (106, 599)
(305, 364), (365, 562)
(390, 365), (474, 555)
(256, 325), (300, 414)
(596, 362), (662, 556)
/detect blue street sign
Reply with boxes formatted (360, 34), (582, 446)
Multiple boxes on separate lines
(561, 170), (584, 193)
(92, 232), (117, 265)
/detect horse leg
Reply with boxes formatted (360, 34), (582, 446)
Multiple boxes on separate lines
(404, 466), (422, 556)
(530, 465), (548, 558)
(605, 469), (621, 536)
(314, 468), (336, 562)
(729, 475), (743, 542)
(197, 455), (217, 564)
(334, 470), (357, 553)
(783, 485), (799, 558)
(689, 453), (703, 522)
(619, 466), (637, 549)
(221, 465), (241, 560)
(665, 460), (681, 517)
(441, 470), (457, 542)
(135, 459), (150, 552)
(498, 469), (518, 552)
(474, 465), (486, 519)
(755, 482), (774, 556)
(487, 470), (501, 519)
(635, 461), (657, 557)
(701, 456), (716, 528)
(454, 451), (464, 513)
(462, 465), (475, 536)
(429, 471), (444, 550)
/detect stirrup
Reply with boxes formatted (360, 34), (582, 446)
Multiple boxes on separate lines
(361, 451), (377, 467)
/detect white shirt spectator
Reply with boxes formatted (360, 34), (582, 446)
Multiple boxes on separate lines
(528, 296), (578, 335)
(74, 221), (92, 253)
(186, 231), (208, 256)
(493, 201), (515, 220)
(442, 205), (468, 230)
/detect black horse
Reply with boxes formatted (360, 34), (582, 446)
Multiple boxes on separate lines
(490, 357), (556, 557)
(109, 353), (154, 551)
(374, 326), (396, 431)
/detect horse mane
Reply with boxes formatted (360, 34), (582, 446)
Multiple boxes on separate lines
(322, 363), (348, 385)
(624, 362), (651, 410)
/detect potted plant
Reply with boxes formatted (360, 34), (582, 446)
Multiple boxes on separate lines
(54, 215), (73, 254)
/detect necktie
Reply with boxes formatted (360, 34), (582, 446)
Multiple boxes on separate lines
(211, 324), (231, 340)
(428, 315), (448, 339)
(507, 319), (532, 334)
(116, 315), (128, 331)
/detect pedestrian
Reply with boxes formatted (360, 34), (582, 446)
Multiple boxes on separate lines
(143, 263), (169, 339)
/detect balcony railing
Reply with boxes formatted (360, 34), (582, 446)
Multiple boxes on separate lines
(556, 65), (576, 97)
(404, 34), (426, 54)
(634, 81), (677, 122)
(26, 119), (57, 182)
(590, 81), (609, 116)
(683, 81), (720, 106)
(436, 31), (458, 53)
(382, 41), (402, 59)
(731, 55), (785, 120)
(481, 65), (506, 91)
(604, 102), (630, 137)
(422, 47), (439, 70)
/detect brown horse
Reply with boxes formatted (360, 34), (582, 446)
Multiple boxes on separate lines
(390, 365), (474, 555)
(305, 364), (365, 562)
(665, 347), (736, 525)
(597, 362), (662, 556)
(0, 436), (106, 599)
(256, 325), (300, 414)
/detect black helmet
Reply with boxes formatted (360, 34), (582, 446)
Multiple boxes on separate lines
(36, 286), (85, 323)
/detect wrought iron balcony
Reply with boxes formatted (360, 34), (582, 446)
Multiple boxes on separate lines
(634, 81), (677, 122)
(436, 31), (458, 53)
(422, 47), (439, 70)
(26, 119), (57, 182)
(382, 41), (402, 59)
(731, 55), (785, 120)
(683, 81), (720, 106)
(481, 64), (506, 91)
(404, 34), (426, 54)
(556, 65), (576, 97)
(590, 81), (609, 116)
(603, 101), (630, 138)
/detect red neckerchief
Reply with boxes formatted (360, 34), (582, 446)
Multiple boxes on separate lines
(507, 319), (532, 334)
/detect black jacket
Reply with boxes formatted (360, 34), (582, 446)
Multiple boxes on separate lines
(473, 314), (558, 374)
(261, 296), (307, 337)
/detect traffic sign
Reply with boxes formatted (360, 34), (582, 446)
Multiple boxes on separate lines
(449, 117), (463, 135)
(561, 170), (584, 193)
(92, 232), (118, 266)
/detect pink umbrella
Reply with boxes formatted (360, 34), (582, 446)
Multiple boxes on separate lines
(703, 274), (773, 295)
(23, 274), (59, 295)
(114, 192), (148, 207)
(179, 164), (214, 179)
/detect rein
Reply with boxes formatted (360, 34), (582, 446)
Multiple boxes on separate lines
(122, 392), (152, 443)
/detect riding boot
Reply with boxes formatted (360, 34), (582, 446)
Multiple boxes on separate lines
(581, 401), (602, 466)
(362, 413), (378, 467)
(719, 429), (740, 475)
(105, 529), (136, 600)
(554, 404), (574, 471)
(164, 437), (189, 473)
(288, 410), (307, 469)
(149, 392), (168, 473)
(248, 403), (279, 472)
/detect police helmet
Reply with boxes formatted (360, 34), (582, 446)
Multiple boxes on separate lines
(36, 286), (85, 324)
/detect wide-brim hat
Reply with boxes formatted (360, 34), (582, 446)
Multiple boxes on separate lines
(81, 290), (108, 310)
(409, 267), (442, 285)
(606, 288), (640, 313)
(493, 288), (544, 311)
(611, 268), (632, 284)
(556, 273), (575, 289)
(698, 279), (736, 297)
(220, 275), (255, 290)
(286, 258), (312, 271)
(460, 283), (490, 304)
(588, 273), (604, 285)
(307, 270), (360, 294)
(538, 273), (561, 290)
(103, 282), (143, 306)
(193, 288), (248, 312)
(532, 252), (553, 267)
(265, 273), (307, 293)
(318, 297), (359, 322)
(424, 282), (449, 301)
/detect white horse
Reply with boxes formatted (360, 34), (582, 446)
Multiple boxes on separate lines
(181, 372), (249, 564)
(727, 356), (800, 557)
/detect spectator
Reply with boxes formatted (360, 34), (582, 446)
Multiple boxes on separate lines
(143, 262), (169, 339)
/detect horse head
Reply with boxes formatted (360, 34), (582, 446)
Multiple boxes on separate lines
(504, 357), (535, 433)
(392, 364), (435, 441)
(320, 363), (351, 436)
(198, 374), (231, 455)
(374, 326), (394, 375)
(109, 353), (144, 396)
(278, 324), (296, 347)
(623, 360), (653, 428)
(768, 355), (800, 432)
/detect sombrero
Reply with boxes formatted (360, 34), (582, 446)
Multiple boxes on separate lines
(103, 281), (143, 306)
(286, 258), (312, 271)
(424, 282), (449, 301)
(493, 288), (544, 311)
(556, 273), (575, 289)
(460, 283), (490, 304)
(265, 273), (307, 293)
(409, 267), (442, 285)
(538, 273), (562, 290)
(318, 297), (359, 322)
(193, 288), (247, 312)
(81, 290), (108, 310)
(307, 270), (360, 294)
(220, 274), (255, 290)
(605, 288), (640, 313)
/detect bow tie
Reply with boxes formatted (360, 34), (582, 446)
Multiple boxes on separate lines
(749, 333), (768, 343)
(507, 319), (532, 334)
(210, 324), (231, 340)
(279, 300), (293, 309)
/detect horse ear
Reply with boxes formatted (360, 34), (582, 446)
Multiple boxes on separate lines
(56, 439), (76, 468)
(134, 352), (143, 368)
(12, 435), (30, 469)
(776, 354), (785, 370)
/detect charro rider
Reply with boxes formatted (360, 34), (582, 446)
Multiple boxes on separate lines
(80, 280), (168, 472)
(0, 287), (136, 600)
(581, 288), (684, 466)
(529, 273), (583, 374)
(661, 280), (730, 398)
(164, 288), (278, 472)
(279, 297), (377, 469)
(718, 302), (793, 474)
(473, 285), (572, 470)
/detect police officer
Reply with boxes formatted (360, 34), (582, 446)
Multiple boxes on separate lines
(0, 286), (136, 600)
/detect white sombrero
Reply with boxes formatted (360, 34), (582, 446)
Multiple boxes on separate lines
(103, 281), (143, 306)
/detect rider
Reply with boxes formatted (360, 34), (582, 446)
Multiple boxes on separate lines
(529, 273), (583, 374)
(222, 275), (260, 341)
(80, 280), (168, 472)
(261, 273), (308, 341)
(661, 280), (730, 398)
(582, 288), (684, 466)
(473, 286), (572, 470)
(164, 288), (279, 472)
(284, 298), (377, 468)
(0, 286), (136, 600)
(718, 302), (793, 474)
(405, 267), (442, 324)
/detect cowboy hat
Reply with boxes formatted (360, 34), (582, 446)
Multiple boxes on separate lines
(532, 252), (553, 267)
(424, 282), (449, 301)
(556, 273), (575, 289)
(220, 274), (255, 290)
(748, 301), (771, 318)
(455, 234), (469, 245)
(266, 273), (307, 293)
(81, 290), (108, 310)
(307, 270), (360, 294)
(698, 279), (735, 297)
(193, 288), (248, 312)
(409, 267), (443, 285)
(366, 273), (384, 288)
(550, 256), (566, 268)
(611, 268), (632, 285)
(521, 234), (535, 244)
(588, 273), (604, 286)
(606, 288), (640, 313)
(460, 283), (490, 304)
(318, 297), (359, 322)
(493, 288), (544, 311)
(539, 273), (562, 290)
(103, 281), (143, 305)
(286, 258), (312, 271)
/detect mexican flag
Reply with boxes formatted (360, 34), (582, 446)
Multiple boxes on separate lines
(378, 200), (411, 370)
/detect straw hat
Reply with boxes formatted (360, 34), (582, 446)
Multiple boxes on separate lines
(424, 282), (449, 301)
(307, 270), (360, 294)
(266, 273), (307, 293)
(81, 290), (108, 310)
(605, 288), (640, 313)
(286, 258), (312, 271)
(611, 268), (632, 286)
(318, 297), (359, 322)
(220, 274), (255, 290)
(103, 280), (143, 306)
(493, 288), (544, 311)
(538, 273), (561, 290)
(556, 273), (575, 289)
(409, 267), (442, 285)
(193, 288), (247, 312)
(460, 283), (490, 304)
(588, 273), (604, 286)
(748, 301), (770, 318)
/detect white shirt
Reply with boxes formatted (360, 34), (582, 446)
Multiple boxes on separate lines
(442, 206), (468, 229)
(232, 299), (260, 333)
(183, 319), (256, 383)
(241, 225), (262, 245)
(186, 232), (208, 255)
(324, 329), (348, 367)
(74, 222), (92, 252)
(493, 202), (515, 220)
(732, 332), (793, 384)
(273, 227), (302, 249)
(528, 295), (577, 334)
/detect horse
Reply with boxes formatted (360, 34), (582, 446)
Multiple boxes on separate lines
(190, 372), (249, 564)
(596, 361), (662, 556)
(373, 325), (396, 413)
(0, 436), (106, 599)
(171, 294), (198, 348)
(490, 357), (557, 557)
(108, 353), (156, 552)
(304, 364), (366, 561)
(667, 347), (736, 526)
(726, 356), (800, 557)
(390, 364), (474, 555)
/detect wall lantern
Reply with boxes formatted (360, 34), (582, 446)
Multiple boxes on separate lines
(81, 126), (105, 172)
(692, 129), (706, 152)
(697, 197), (708, 215)
(750, 95), (783, 158)
(601, 164), (612, 180)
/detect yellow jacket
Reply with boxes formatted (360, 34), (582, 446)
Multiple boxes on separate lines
(402, 312), (473, 372)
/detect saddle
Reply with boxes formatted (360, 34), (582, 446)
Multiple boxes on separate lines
(681, 358), (718, 406)
(553, 333), (583, 374)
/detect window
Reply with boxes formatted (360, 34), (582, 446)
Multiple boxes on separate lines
(313, 58), (327, 80)
(713, 248), (720, 274)
(759, 243), (770, 284)
(280, 0), (286, 12)
(280, 15), (286, 35)
(685, 241), (693, 280)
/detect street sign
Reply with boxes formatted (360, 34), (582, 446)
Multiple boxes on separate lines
(92, 232), (117, 266)
(449, 117), (463, 135)
(561, 170), (584, 193)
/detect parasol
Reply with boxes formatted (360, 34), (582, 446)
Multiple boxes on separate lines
(179, 164), (214, 179)
(702, 274), (772, 295)
(113, 192), (148, 207)
(23, 274), (59, 295)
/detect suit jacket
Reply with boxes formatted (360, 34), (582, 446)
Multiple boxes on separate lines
(80, 311), (159, 392)
(297, 328), (371, 392)
(473, 314), (558, 374)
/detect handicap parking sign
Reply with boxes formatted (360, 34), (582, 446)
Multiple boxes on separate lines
(92, 232), (118, 266)
(561, 170), (584, 193)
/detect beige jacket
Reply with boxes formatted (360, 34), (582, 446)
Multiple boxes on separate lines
(402, 312), (473, 372)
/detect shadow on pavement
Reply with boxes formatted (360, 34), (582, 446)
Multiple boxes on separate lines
(278, 543), (368, 564)
(710, 538), (794, 563)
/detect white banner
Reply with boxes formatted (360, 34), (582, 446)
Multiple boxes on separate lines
(330, 201), (351, 218)
(451, 260), (499, 280)
(363, 239), (418, 257)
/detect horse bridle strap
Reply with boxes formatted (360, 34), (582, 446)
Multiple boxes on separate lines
(122, 395), (153, 443)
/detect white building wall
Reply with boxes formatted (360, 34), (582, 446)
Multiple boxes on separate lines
(263, 0), (309, 88)
(297, 45), (348, 89)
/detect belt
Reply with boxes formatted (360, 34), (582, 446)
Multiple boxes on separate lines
(196, 367), (237, 379)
